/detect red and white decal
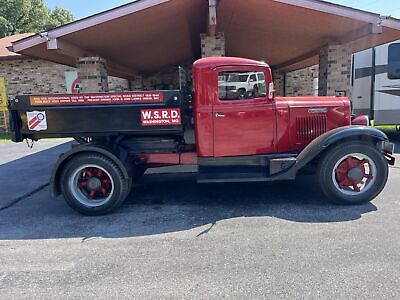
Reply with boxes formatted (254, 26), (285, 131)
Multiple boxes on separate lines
(27, 111), (47, 131)
(141, 108), (181, 126)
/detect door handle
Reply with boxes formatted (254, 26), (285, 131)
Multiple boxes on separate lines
(215, 113), (225, 118)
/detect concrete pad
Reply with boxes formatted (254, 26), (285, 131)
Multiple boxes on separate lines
(0, 140), (73, 210)
(0, 162), (399, 298)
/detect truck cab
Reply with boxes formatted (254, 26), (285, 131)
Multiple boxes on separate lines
(192, 57), (351, 157)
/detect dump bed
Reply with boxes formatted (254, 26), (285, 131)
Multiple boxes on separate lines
(8, 90), (184, 142)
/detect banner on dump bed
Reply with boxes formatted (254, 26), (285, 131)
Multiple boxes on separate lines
(29, 92), (164, 106)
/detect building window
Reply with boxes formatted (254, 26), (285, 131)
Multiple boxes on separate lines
(218, 71), (267, 100)
(388, 43), (400, 80)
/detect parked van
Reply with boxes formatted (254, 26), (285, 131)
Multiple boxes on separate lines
(351, 40), (400, 126)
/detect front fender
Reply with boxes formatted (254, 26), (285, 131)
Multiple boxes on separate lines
(293, 126), (389, 172)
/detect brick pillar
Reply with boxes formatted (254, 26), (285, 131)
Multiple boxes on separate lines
(201, 32), (225, 57)
(77, 57), (109, 93)
(272, 70), (285, 97)
(318, 43), (352, 96)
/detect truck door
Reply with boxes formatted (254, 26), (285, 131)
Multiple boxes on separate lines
(213, 66), (276, 157)
(374, 41), (400, 125)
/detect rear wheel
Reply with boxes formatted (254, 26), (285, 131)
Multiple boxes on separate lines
(317, 141), (388, 205)
(60, 153), (128, 215)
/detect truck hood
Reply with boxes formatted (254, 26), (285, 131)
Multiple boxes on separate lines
(275, 96), (351, 150)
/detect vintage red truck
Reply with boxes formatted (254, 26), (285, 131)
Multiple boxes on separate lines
(8, 57), (396, 215)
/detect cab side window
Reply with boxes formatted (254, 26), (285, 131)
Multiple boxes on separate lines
(218, 71), (267, 100)
(388, 43), (400, 80)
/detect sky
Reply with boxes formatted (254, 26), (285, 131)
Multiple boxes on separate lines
(44, 0), (400, 20)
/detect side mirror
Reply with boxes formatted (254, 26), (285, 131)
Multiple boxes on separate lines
(268, 82), (275, 100)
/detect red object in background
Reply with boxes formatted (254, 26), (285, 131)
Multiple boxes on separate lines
(141, 108), (181, 126)
(352, 115), (370, 126)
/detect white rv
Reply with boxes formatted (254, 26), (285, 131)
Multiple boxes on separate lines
(351, 40), (400, 126)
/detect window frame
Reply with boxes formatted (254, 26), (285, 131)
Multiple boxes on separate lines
(388, 43), (400, 80)
(217, 69), (268, 102)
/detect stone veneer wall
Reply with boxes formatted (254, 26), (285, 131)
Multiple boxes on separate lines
(318, 44), (352, 96)
(285, 65), (319, 97)
(201, 33), (225, 58)
(272, 70), (285, 97)
(0, 58), (129, 99)
(130, 65), (192, 91)
(77, 57), (109, 93)
(108, 76), (130, 92)
(0, 59), (75, 100)
(0, 58), (129, 132)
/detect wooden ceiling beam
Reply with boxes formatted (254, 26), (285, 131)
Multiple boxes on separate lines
(207, 0), (217, 36)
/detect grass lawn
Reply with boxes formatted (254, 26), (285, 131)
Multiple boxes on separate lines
(0, 133), (10, 142)
(374, 125), (399, 131)
(370, 120), (400, 132)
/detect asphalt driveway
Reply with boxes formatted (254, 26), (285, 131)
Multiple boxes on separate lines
(0, 135), (399, 299)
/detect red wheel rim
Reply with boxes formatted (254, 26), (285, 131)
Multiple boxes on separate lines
(332, 153), (376, 195)
(69, 165), (115, 207)
(77, 167), (113, 199)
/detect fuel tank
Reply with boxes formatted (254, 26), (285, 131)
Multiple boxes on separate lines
(275, 96), (351, 152)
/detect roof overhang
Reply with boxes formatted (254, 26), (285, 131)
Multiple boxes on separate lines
(11, 0), (400, 77)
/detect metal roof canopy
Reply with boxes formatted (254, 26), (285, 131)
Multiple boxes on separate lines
(11, 0), (400, 78)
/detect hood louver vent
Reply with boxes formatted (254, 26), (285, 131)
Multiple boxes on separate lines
(296, 115), (327, 141)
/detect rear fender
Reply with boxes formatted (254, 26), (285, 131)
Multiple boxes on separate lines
(292, 126), (390, 173)
(51, 144), (130, 197)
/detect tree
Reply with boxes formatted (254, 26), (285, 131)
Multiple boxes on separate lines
(45, 7), (75, 31)
(0, 0), (74, 38)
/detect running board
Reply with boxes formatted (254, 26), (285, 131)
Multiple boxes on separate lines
(197, 157), (297, 183)
(197, 166), (267, 183)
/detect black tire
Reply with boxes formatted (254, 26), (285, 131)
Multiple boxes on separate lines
(237, 88), (246, 99)
(60, 153), (129, 215)
(317, 141), (388, 205)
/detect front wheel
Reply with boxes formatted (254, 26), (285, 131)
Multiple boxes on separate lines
(317, 141), (388, 205)
(60, 153), (129, 215)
